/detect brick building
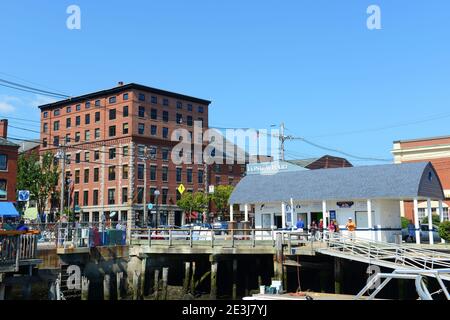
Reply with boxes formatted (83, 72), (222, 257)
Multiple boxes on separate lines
(392, 136), (450, 223)
(0, 119), (20, 202)
(39, 82), (216, 227)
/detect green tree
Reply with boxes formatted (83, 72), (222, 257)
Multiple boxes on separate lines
(210, 185), (234, 220)
(17, 151), (60, 216)
(421, 213), (441, 226)
(438, 221), (450, 242)
(401, 217), (410, 229)
(177, 192), (208, 222)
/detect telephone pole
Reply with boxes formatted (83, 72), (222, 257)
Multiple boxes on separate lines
(57, 144), (67, 217)
(275, 122), (295, 161)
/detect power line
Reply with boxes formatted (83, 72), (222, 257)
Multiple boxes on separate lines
(0, 78), (70, 98)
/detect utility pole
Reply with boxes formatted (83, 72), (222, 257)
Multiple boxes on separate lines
(280, 122), (285, 161)
(57, 145), (66, 218)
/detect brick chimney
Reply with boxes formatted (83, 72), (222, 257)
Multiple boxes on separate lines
(0, 119), (8, 139)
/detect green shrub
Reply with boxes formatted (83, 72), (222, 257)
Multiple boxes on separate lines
(401, 217), (410, 229)
(438, 221), (450, 242)
(421, 214), (440, 226)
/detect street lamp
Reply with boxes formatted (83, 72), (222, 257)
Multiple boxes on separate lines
(154, 190), (160, 228)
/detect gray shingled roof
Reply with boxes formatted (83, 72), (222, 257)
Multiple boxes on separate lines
(0, 137), (19, 148)
(229, 162), (444, 204)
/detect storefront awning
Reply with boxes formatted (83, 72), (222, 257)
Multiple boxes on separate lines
(0, 202), (20, 217)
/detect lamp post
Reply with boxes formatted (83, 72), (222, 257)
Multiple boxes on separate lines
(154, 189), (160, 228)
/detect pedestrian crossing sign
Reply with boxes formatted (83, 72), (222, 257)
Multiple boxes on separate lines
(177, 184), (185, 195)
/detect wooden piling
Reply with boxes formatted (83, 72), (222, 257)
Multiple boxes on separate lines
(183, 262), (190, 294)
(162, 267), (169, 300)
(81, 276), (89, 300)
(0, 282), (5, 300)
(116, 272), (123, 300)
(103, 274), (111, 300)
(334, 257), (343, 294)
(232, 259), (238, 300)
(190, 262), (196, 294)
(140, 258), (147, 298)
(132, 271), (140, 300)
(154, 269), (160, 300)
(210, 260), (218, 299)
(274, 232), (283, 281)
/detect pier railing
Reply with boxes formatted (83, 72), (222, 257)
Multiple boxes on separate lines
(320, 233), (450, 272)
(56, 223), (127, 249)
(0, 231), (40, 272)
(130, 228), (311, 249)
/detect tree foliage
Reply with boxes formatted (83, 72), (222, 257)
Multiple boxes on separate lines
(17, 151), (59, 216)
(421, 213), (441, 226)
(438, 221), (450, 242)
(177, 192), (209, 221)
(210, 185), (234, 218)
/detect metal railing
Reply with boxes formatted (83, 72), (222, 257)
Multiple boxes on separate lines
(319, 233), (450, 272)
(0, 231), (39, 272)
(56, 223), (127, 249)
(130, 228), (312, 249)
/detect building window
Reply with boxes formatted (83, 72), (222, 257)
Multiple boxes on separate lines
(75, 153), (81, 164)
(76, 104), (81, 111)
(109, 109), (116, 120)
(162, 149), (169, 161)
(150, 165), (157, 181)
(161, 127), (168, 139)
(75, 170), (80, 184)
(84, 169), (89, 183)
(162, 189), (168, 205)
(109, 125), (116, 137)
(0, 156), (6, 171)
(94, 168), (99, 182)
(123, 93), (129, 101)
(187, 104), (193, 111)
(95, 100), (101, 107)
(95, 111), (100, 122)
(65, 134), (71, 144)
(95, 128), (100, 139)
(176, 168), (182, 182)
(109, 96), (116, 104)
(216, 176), (221, 184)
(94, 151), (100, 161)
(122, 188), (128, 204)
(108, 189), (116, 205)
(187, 115), (193, 126)
(138, 164), (144, 180)
(198, 117), (204, 126)
(109, 148), (116, 159)
(187, 169), (192, 184)
(75, 116), (80, 126)
(43, 111), (48, 118)
(123, 146), (129, 156)
(151, 96), (157, 104)
(74, 191), (79, 206)
(228, 165), (234, 174)
(53, 136), (59, 147)
(151, 125), (157, 136)
(176, 113), (182, 124)
(151, 108), (157, 120)
(149, 146), (157, 159)
(85, 114), (90, 125)
(198, 170), (204, 184)
(163, 98), (169, 106)
(108, 166), (116, 181)
(123, 123), (129, 134)
(214, 164), (221, 173)
(43, 138), (47, 148)
(54, 109), (60, 116)
(84, 152), (90, 162)
(93, 190), (99, 205)
(162, 167), (168, 182)
(43, 123), (48, 133)
(443, 208), (449, 221)
(163, 111), (169, 122)
(176, 101), (182, 109)
(137, 145), (145, 158)
(198, 106), (204, 113)
(123, 105), (129, 117)
(86, 101), (91, 109)
(54, 121), (60, 131)
(75, 132), (80, 142)
(137, 187), (144, 203)
(139, 106), (145, 118)
(123, 165), (129, 179)
(139, 93), (145, 101)
(85, 130), (90, 141)
(138, 123), (145, 135)
(66, 118), (71, 128)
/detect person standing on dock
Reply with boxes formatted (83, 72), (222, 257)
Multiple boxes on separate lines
(407, 220), (415, 243)
(296, 218), (305, 232)
(346, 218), (356, 241)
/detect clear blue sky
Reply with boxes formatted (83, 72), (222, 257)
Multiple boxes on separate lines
(1, 0), (450, 165)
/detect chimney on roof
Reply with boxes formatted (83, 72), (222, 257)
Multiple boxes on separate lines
(117, 81), (124, 87)
(0, 119), (8, 139)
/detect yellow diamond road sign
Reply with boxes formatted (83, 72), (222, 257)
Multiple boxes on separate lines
(177, 184), (185, 195)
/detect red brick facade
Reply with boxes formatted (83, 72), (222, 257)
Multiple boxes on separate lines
(0, 120), (19, 202)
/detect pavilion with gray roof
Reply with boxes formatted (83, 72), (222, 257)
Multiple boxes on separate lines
(229, 162), (444, 243)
